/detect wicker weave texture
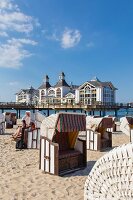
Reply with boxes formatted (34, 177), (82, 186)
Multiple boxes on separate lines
(84, 143), (133, 200)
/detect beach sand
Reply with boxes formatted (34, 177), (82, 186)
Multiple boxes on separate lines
(0, 131), (130, 200)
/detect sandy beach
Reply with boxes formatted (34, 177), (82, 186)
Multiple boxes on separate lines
(0, 130), (130, 200)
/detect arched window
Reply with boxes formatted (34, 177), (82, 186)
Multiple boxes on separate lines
(41, 90), (45, 100)
(48, 89), (55, 97)
(41, 90), (45, 95)
(85, 86), (91, 94)
(56, 88), (61, 98)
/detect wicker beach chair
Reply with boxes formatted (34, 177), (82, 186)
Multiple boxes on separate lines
(34, 111), (46, 128)
(23, 111), (46, 149)
(26, 127), (40, 149)
(120, 116), (133, 142)
(84, 142), (133, 200)
(105, 116), (117, 132)
(4, 112), (16, 128)
(40, 112), (87, 175)
(86, 116), (113, 151)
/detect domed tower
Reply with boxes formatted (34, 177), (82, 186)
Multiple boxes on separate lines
(54, 72), (70, 99)
(59, 72), (65, 81)
(38, 75), (51, 103)
(43, 75), (49, 85)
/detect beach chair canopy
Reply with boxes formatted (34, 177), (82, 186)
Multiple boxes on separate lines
(40, 112), (86, 141)
(32, 111), (46, 128)
(86, 116), (113, 132)
(34, 111), (46, 122)
(104, 115), (117, 122)
(3, 112), (16, 122)
(120, 116), (133, 136)
(40, 112), (87, 175)
(126, 117), (133, 126)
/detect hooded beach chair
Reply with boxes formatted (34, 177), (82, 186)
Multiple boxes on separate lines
(4, 112), (16, 128)
(40, 112), (87, 175)
(34, 111), (46, 128)
(84, 142), (133, 200)
(104, 116), (117, 132)
(86, 116), (113, 151)
(120, 116), (133, 142)
(24, 111), (46, 149)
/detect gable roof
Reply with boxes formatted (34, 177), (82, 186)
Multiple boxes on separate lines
(78, 80), (117, 90)
(16, 87), (39, 97)
(64, 91), (75, 97)
(90, 80), (117, 90)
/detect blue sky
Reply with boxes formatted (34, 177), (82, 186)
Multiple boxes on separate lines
(0, 0), (132, 102)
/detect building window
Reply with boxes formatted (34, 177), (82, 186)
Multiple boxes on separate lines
(56, 88), (61, 98)
(85, 86), (91, 94)
(41, 90), (45, 100)
(48, 90), (55, 97)
(79, 85), (97, 105)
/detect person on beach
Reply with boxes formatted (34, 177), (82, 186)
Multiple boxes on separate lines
(29, 121), (35, 130)
(23, 121), (36, 145)
(12, 119), (27, 140)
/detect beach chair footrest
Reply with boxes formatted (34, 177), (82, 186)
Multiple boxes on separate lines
(59, 150), (83, 172)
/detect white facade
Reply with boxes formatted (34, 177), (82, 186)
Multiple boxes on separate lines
(64, 92), (75, 104)
(75, 77), (117, 105)
(16, 87), (39, 104)
(96, 88), (102, 102)
(16, 74), (117, 106)
(38, 72), (71, 104)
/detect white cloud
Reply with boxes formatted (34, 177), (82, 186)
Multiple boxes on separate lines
(61, 28), (81, 49)
(0, 38), (37, 69)
(0, 0), (40, 69)
(0, 13), (32, 33)
(8, 38), (37, 46)
(0, 0), (19, 11)
(0, 0), (40, 36)
(44, 28), (81, 49)
(0, 31), (8, 37)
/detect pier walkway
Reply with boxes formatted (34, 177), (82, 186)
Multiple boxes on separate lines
(0, 102), (132, 118)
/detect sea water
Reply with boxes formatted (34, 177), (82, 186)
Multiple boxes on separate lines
(0, 108), (133, 119)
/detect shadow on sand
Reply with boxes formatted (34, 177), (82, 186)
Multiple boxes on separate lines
(63, 160), (96, 177)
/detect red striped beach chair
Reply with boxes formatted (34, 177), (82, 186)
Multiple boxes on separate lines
(40, 112), (87, 176)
